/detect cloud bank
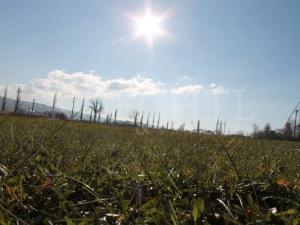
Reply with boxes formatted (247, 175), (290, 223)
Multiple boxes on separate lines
(171, 84), (203, 94)
(208, 83), (225, 95)
(39, 70), (164, 97)
(1, 70), (225, 102)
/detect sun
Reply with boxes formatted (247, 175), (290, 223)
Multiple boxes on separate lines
(135, 13), (163, 42)
(132, 8), (167, 46)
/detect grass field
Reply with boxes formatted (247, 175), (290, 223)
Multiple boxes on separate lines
(0, 116), (300, 224)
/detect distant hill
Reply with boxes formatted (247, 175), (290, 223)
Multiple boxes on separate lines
(0, 97), (74, 118)
(0, 97), (137, 124)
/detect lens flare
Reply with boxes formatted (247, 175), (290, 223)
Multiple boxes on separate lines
(132, 7), (168, 46)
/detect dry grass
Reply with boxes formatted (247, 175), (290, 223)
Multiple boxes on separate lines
(0, 116), (300, 224)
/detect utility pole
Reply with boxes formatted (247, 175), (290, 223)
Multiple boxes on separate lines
(197, 120), (200, 134)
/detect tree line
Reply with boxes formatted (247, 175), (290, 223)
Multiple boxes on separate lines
(6, 85), (299, 141)
(252, 122), (300, 141)
(0, 86), (177, 130)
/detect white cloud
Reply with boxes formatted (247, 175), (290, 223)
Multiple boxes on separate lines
(2, 70), (165, 101)
(171, 84), (203, 95)
(1, 70), (226, 105)
(208, 83), (225, 95)
(171, 83), (225, 96)
(175, 75), (193, 85)
(209, 83), (217, 88)
(177, 75), (192, 82)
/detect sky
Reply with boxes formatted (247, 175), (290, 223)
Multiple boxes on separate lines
(0, 0), (300, 133)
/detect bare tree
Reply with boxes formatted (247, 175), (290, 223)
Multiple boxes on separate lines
(156, 112), (160, 129)
(97, 101), (104, 123)
(114, 109), (118, 124)
(89, 97), (103, 123)
(264, 123), (271, 135)
(97, 108), (101, 123)
(31, 98), (35, 115)
(178, 123), (185, 131)
(134, 111), (139, 127)
(140, 111), (144, 127)
(171, 121), (174, 130)
(219, 121), (223, 135)
(129, 110), (139, 127)
(1, 86), (8, 111)
(166, 121), (169, 130)
(146, 111), (150, 127)
(90, 98), (99, 122)
(14, 87), (22, 113)
(71, 97), (75, 119)
(80, 98), (85, 120)
(252, 124), (260, 138)
(51, 93), (57, 118)
(283, 122), (293, 139)
(216, 119), (219, 134)
(152, 112), (156, 128)
(89, 110), (93, 122)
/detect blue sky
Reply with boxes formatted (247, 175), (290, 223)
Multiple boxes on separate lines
(0, 0), (300, 132)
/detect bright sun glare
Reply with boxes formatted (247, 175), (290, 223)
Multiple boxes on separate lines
(132, 8), (167, 46)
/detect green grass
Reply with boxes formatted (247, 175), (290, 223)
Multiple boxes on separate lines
(0, 116), (300, 224)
